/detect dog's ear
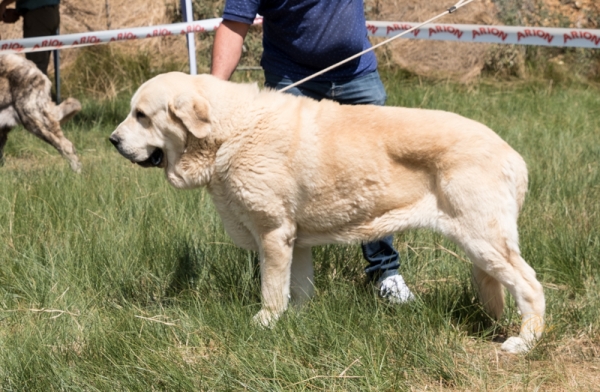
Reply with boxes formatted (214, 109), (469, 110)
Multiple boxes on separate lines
(168, 93), (211, 139)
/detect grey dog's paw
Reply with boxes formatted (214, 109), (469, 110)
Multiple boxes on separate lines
(70, 160), (82, 174)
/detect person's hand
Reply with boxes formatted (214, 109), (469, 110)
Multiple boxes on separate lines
(2, 8), (20, 23)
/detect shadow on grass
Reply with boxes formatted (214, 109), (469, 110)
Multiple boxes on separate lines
(418, 282), (507, 342)
(165, 237), (261, 305)
(166, 239), (204, 297)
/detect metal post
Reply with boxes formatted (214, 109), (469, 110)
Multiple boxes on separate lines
(53, 28), (60, 103)
(181, 0), (197, 75)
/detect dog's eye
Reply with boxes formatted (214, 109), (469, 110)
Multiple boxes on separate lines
(136, 110), (147, 121)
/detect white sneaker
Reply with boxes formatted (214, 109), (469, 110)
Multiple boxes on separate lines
(376, 274), (415, 304)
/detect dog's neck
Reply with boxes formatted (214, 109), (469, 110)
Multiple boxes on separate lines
(165, 77), (279, 189)
(166, 135), (220, 189)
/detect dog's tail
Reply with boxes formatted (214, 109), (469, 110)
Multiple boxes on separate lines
(506, 150), (528, 214)
(56, 97), (82, 125)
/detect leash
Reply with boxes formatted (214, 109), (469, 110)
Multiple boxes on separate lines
(279, 0), (476, 93)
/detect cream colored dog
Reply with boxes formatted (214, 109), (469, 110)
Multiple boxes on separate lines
(110, 72), (545, 354)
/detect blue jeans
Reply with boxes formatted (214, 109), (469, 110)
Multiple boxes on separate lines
(264, 70), (400, 281)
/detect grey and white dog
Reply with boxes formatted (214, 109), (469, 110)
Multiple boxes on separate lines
(0, 54), (81, 172)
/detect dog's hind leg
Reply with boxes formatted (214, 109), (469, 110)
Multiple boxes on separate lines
(16, 99), (82, 173)
(455, 228), (545, 353)
(502, 255), (545, 354)
(290, 246), (314, 306)
(0, 127), (8, 166)
(435, 150), (542, 352)
(472, 264), (504, 320)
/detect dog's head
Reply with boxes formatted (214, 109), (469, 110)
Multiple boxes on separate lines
(110, 72), (216, 188)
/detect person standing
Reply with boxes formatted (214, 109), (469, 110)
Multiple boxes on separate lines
(0, 0), (60, 75)
(211, 0), (415, 303)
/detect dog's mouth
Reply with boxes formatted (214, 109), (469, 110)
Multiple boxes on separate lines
(135, 148), (164, 168)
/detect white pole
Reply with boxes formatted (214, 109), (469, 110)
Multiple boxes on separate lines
(53, 27), (60, 103)
(181, 0), (197, 75)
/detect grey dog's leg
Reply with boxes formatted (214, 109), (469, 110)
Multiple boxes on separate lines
(0, 127), (9, 166)
(14, 89), (82, 173)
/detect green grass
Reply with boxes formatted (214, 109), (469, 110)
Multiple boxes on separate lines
(0, 74), (599, 390)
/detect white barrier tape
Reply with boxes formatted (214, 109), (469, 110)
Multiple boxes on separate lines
(0, 18), (237, 54)
(368, 22), (600, 49)
(1, 18), (599, 54)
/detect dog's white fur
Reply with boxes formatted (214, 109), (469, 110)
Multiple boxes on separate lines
(111, 72), (545, 353)
(0, 54), (81, 172)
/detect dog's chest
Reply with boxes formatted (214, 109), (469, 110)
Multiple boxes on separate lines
(207, 182), (259, 251)
(0, 105), (20, 129)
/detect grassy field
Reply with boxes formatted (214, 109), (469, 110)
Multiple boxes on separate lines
(0, 73), (599, 390)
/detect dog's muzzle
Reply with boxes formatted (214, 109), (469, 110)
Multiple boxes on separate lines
(136, 148), (164, 168)
(109, 135), (164, 168)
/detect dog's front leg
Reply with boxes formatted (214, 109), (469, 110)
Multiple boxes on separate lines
(16, 105), (82, 173)
(253, 225), (295, 328)
(0, 128), (8, 166)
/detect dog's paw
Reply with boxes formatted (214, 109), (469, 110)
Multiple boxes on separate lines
(501, 336), (532, 354)
(70, 160), (82, 174)
(252, 309), (280, 329)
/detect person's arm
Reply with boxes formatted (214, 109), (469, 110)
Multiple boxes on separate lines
(211, 19), (251, 81)
(0, 0), (18, 23)
(0, 0), (16, 12)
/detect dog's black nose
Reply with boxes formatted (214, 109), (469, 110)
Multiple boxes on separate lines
(109, 135), (120, 147)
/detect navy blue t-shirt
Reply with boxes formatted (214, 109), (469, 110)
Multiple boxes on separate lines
(16, 0), (60, 12)
(222, 0), (378, 82)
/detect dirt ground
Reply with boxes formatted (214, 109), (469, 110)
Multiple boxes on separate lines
(533, 0), (599, 28)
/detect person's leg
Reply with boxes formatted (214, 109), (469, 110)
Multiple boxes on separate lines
(264, 71), (330, 100)
(363, 235), (414, 303)
(362, 236), (399, 279)
(23, 5), (60, 75)
(329, 71), (414, 302)
(330, 71), (387, 106)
